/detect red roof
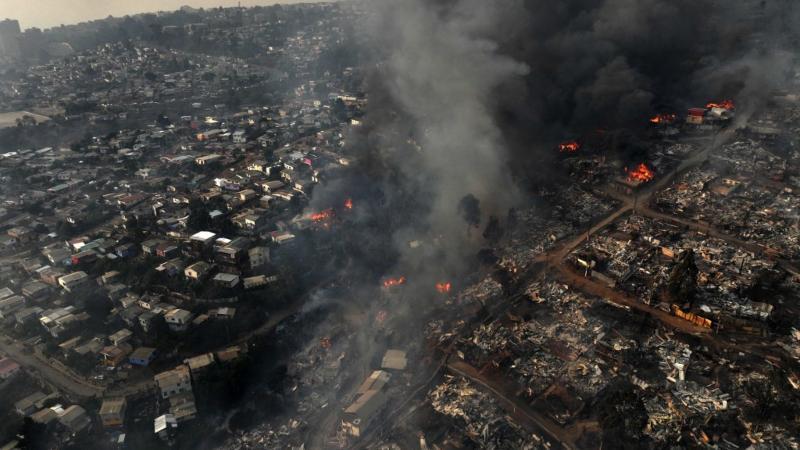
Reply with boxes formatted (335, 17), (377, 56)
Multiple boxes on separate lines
(0, 357), (20, 375)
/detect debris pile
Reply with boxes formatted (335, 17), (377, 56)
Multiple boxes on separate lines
(429, 376), (546, 449)
(459, 277), (503, 306)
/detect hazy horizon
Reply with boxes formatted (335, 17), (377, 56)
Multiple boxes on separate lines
(0, 0), (315, 30)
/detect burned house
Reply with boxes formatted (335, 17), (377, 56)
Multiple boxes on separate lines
(342, 370), (392, 438)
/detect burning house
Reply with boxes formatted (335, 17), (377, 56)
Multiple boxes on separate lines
(650, 113), (677, 125)
(559, 140), (581, 153)
(613, 163), (655, 194)
(686, 107), (707, 125)
(382, 276), (406, 289)
(685, 100), (735, 127)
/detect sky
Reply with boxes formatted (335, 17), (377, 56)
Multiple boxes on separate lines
(0, 0), (312, 30)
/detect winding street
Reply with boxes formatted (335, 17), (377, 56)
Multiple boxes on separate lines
(0, 335), (104, 399)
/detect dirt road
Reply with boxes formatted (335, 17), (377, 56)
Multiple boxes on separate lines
(447, 358), (578, 450)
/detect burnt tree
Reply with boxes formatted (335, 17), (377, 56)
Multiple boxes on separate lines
(667, 249), (698, 309)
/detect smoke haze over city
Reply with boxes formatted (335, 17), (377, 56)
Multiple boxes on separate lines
(0, 1), (798, 449)
(0, 0), (311, 29)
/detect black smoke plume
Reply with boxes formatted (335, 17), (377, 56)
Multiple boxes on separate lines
(277, 0), (800, 442)
(367, 0), (799, 191)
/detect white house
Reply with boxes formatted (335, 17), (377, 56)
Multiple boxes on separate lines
(164, 309), (193, 332)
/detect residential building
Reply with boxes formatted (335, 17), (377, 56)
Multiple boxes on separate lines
(14, 392), (49, 416)
(209, 307), (236, 320)
(21, 280), (50, 301)
(381, 349), (408, 371)
(109, 329), (133, 346)
(183, 353), (215, 379)
(184, 261), (212, 280)
(195, 154), (222, 165)
(58, 405), (92, 434)
(99, 397), (127, 428)
(58, 271), (89, 292)
(100, 344), (132, 367)
(30, 407), (59, 425)
(168, 392), (197, 422)
(260, 180), (285, 194)
(342, 370), (392, 437)
(129, 347), (157, 367)
(154, 365), (192, 399)
(0, 295), (25, 319)
(154, 414), (178, 440)
(164, 309), (193, 332)
(212, 272), (240, 288)
(189, 231), (216, 246)
(0, 358), (21, 380)
(243, 274), (278, 290)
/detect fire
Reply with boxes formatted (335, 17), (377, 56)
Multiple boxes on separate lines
(626, 163), (655, 183)
(311, 208), (334, 222)
(319, 337), (332, 349)
(382, 276), (406, 288)
(706, 100), (734, 110)
(649, 113), (676, 124)
(344, 198), (353, 210)
(558, 140), (580, 153)
(435, 282), (452, 294)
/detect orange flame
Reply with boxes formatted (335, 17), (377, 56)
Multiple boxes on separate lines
(311, 208), (334, 222)
(706, 100), (734, 110)
(383, 276), (406, 288)
(344, 198), (353, 210)
(626, 163), (654, 183)
(559, 140), (580, 153)
(435, 282), (452, 293)
(649, 113), (676, 124)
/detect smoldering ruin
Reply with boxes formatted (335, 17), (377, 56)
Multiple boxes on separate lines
(224, 0), (800, 448)
(1, 0), (800, 449)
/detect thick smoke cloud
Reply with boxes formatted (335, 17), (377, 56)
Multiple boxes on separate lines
(360, 0), (799, 227)
(492, 0), (799, 146)
(364, 0), (531, 275)
(251, 1), (800, 444)
(325, 0), (800, 346)
(342, 0), (800, 295)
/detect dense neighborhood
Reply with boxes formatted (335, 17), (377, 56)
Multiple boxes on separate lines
(0, 1), (800, 450)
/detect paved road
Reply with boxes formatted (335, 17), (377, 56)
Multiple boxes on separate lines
(0, 336), (104, 399)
